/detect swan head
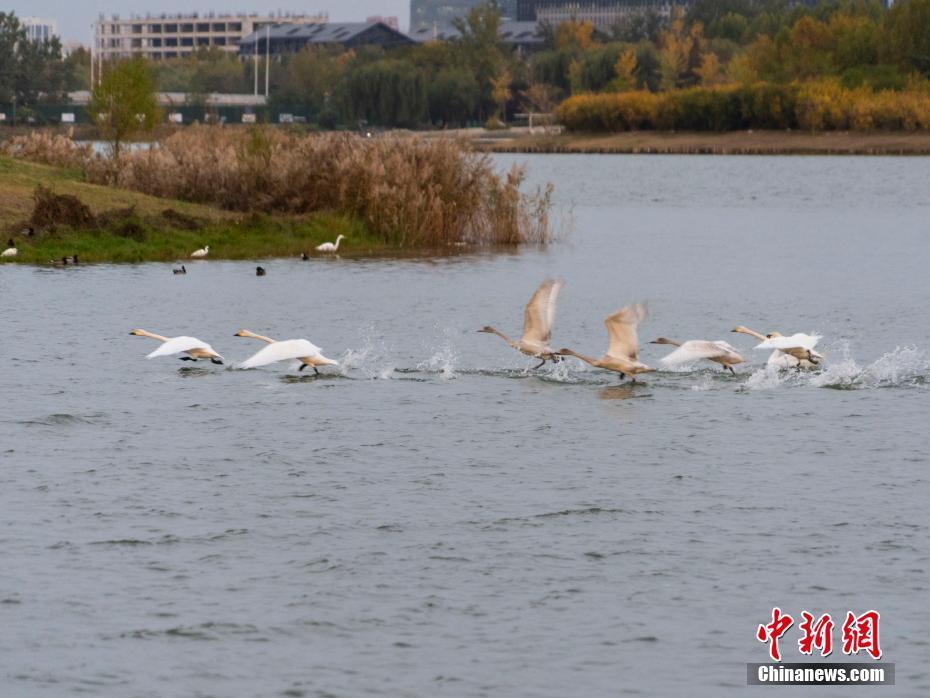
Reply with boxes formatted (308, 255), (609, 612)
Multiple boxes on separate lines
(336, 235), (345, 242)
(129, 329), (146, 336)
(234, 329), (255, 338)
(650, 337), (674, 345)
(731, 326), (750, 334)
(477, 326), (496, 334)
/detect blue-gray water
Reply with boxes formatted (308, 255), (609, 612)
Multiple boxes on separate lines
(2, 155), (928, 697)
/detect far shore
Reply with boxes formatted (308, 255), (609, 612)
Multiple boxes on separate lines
(479, 130), (930, 156)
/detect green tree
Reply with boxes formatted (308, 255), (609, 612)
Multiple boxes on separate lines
(344, 58), (427, 128)
(427, 67), (480, 125)
(90, 57), (160, 157)
(884, 0), (930, 75)
(0, 12), (68, 108)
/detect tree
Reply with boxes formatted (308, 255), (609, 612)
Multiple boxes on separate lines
(452, 2), (509, 119)
(884, 0), (930, 75)
(612, 49), (639, 91)
(0, 12), (68, 108)
(428, 67), (480, 126)
(90, 58), (160, 158)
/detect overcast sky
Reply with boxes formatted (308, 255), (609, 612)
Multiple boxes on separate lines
(10, 0), (411, 43)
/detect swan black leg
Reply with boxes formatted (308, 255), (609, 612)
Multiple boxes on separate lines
(299, 364), (307, 372)
(533, 358), (546, 370)
(211, 358), (223, 365)
(179, 356), (194, 361)
(313, 367), (320, 375)
(728, 365), (736, 375)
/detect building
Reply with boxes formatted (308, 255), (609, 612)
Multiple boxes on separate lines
(366, 15), (401, 31)
(408, 20), (545, 53)
(410, 0), (518, 30)
(21, 17), (59, 43)
(93, 11), (328, 61)
(237, 22), (414, 58)
(517, 0), (688, 30)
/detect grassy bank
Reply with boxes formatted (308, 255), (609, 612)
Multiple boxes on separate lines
(0, 157), (371, 264)
(487, 130), (930, 155)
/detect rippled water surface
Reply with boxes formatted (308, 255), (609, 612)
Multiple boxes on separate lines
(2, 155), (929, 697)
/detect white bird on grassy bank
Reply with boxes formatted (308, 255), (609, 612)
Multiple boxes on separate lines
(558, 303), (655, 381)
(651, 337), (744, 373)
(2, 239), (17, 258)
(190, 245), (209, 258)
(234, 329), (338, 374)
(315, 235), (345, 253)
(130, 329), (225, 364)
(479, 277), (565, 369)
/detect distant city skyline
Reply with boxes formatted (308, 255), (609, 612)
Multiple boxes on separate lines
(7, 0), (409, 44)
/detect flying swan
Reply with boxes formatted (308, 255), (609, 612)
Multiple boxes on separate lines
(129, 329), (224, 364)
(731, 326), (823, 369)
(315, 235), (345, 253)
(479, 278), (564, 369)
(558, 303), (655, 381)
(234, 329), (338, 373)
(651, 337), (744, 373)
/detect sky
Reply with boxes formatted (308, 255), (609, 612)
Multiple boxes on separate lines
(9, 0), (411, 43)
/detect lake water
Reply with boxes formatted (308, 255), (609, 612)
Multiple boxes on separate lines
(2, 154), (928, 697)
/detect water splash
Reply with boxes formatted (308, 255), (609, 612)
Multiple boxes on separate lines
(337, 328), (396, 379)
(416, 337), (459, 379)
(810, 346), (927, 389)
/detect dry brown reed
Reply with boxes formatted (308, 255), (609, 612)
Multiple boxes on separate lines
(4, 127), (552, 246)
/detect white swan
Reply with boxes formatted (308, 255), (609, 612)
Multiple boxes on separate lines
(315, 235), (345, 253)
(479, 278), (564, 369)
(755, 332), (823, 366)
(234, 329), (338, 373)
(2, 239), (17, 258)
(190, 245), (209, 258)
(130, 329), (224, 364)
(651, 337), (744, 373)
(732, 326), (823, 369)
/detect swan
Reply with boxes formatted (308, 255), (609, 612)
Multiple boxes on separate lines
(756, 332), (823, 365)
(558, 303), (655, 381)
(190, 245), (209, 258)
(315, 235), (345, 253)
(479, 278), (564, 369)
(173, 265), (186, 275)
(651, 337), (743, 374)
(731, 326), (823, 369)
(256, 266), (266, 276)
(2, 239), (16, 258)
(234, 329), (338, 373)
(129, 329), (224, 364)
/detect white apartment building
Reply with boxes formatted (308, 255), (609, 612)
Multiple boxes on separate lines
(22, 17), (59, 42)
(93, 11), (328, 61)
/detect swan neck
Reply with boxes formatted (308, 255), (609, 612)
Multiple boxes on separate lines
(561, 348), (598, 366)
(138, 330), (169, 342)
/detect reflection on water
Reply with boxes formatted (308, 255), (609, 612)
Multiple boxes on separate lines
(2, 154), (930, 697)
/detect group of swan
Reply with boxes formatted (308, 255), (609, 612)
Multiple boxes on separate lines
(185, 236), (345, 261)
(130, 328), (338, 372)
(480, 279), (823, 381)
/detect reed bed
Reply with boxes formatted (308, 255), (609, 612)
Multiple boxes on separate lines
(4, 127), (552, 246)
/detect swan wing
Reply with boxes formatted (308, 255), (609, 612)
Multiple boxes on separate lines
(604, 303), (646, 360)
(660, 340), (743, 366)
(522, 278), (563, 344)
(755, 333), (820, 351)
(146, 336), (212, 359)
(238, 339), (322, 369)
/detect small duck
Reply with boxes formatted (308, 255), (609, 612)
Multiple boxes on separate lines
(21, 226), (35, 237)
(1, 239), (17, 258)
(256, 266), (266, 276)
(64, 254), (79, 265)
(173, 265), (187, 275)
(300, 252), (310, 261)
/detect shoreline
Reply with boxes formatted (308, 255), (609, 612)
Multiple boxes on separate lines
(479, 130), (930, 156)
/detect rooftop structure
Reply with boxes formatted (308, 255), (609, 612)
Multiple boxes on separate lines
(517, 0), (690, 28)
(238, 22), (414, 57)
(93, 11), (328, 61)
(408, 20), (545, 53)
(410, 0), (518, 30)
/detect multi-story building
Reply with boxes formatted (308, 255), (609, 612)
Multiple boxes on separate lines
(517, 0), (688, 30)
(21, 17), (59, 43)
(410, 0), (518, 30)
(93, 11), (328, 61)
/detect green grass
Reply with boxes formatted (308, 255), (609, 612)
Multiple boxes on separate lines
(0, 157), (383, 263)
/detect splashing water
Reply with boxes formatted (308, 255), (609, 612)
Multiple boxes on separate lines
(416, 338), (459, 380)
(810, 346), (928, 389)
(337, 329), (396, 379)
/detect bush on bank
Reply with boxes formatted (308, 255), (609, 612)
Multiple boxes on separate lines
(555, 82), (930, 132)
